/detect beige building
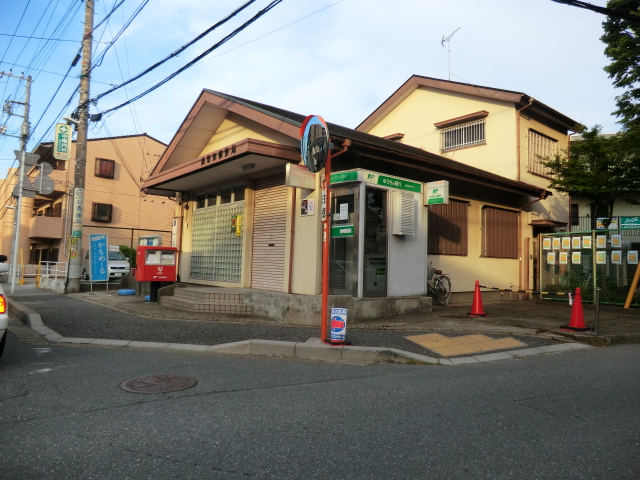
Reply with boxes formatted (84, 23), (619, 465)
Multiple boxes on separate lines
(357, 76), (582, 293)
(0, 133), (173, 267)
(142, 85), (569, 319)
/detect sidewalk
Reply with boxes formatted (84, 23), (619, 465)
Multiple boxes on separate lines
(6, 283), (638, 364)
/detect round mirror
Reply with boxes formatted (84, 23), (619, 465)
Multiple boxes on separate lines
(300, 115), (329, 173)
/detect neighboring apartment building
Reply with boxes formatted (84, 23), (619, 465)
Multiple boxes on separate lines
(0, 133), (173, 267)
(356, 75), (582, 292)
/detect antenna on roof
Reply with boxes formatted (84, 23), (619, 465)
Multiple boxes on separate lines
(441, 27), (461, 81)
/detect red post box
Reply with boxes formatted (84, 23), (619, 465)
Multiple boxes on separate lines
(135, 246), (178, 283)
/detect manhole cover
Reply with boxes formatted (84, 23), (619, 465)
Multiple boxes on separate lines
(120, 375), (197, 394)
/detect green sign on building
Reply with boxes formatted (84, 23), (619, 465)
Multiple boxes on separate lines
(363, 171), (422, 193)
(331, 225), (355, 237)
(330, 171), (358, 183)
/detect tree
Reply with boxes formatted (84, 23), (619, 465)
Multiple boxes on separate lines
(601, 0), (640, 130)
(540, 125), (640, 227)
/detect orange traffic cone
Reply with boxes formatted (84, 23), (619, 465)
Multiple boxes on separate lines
(562, 287), (591, 331)
(468, 280), (488, 317)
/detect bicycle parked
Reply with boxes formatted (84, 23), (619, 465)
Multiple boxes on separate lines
(427, 262), (451, 305)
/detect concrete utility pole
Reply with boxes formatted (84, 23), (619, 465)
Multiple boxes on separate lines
(67, 0), (94, 293)
(0, 71), (33, 294)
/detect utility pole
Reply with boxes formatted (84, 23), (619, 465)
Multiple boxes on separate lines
(67, 0), (94, 293)
(0, 71), (33, 294)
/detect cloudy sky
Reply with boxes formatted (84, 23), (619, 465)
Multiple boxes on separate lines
(0, 0), (620, 179)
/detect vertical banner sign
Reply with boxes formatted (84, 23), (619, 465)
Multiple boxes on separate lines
(330, 308), (347, 342)
(89, 234), (109, 282)
(72, 188), (84, 237)
(321, 176), (327, 220)
(69, 237), (80, 259)
(53, 123), (71, 161)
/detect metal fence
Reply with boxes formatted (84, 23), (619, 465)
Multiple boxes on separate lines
(7, 261), (67, 279)
(80, 226), (172, 268)
(540, 229), (640, 306)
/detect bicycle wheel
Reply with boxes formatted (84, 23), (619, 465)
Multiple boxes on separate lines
(433, 276), (451, 305)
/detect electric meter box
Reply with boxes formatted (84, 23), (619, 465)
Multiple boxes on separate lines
(135, 246), (178, 282)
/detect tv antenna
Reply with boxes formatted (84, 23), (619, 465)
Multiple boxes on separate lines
(441, 27), (461, 81)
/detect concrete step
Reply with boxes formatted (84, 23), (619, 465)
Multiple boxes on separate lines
(162, 296), (253, 314)
(174, 287), (243, 303)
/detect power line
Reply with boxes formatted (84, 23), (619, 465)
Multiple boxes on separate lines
(0, 33), (83, 43)
(91, 0), (149, 71)
(94, 0), (283, 117)
(89, 0), (259, 106)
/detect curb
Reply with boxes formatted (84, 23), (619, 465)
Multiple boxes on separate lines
(8, 297), (593, 365)
(7, 298), (44, 327)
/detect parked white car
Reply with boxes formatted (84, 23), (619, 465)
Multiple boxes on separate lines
(81, 250), (131, 280)
(0, 256), (9, 358)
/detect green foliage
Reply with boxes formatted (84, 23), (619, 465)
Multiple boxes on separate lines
(119, 245), (136, 268)
(540, 125), (640, 224)
(602, 0), (640, 129)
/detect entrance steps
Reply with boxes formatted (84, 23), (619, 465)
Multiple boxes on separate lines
(161, 286), (253, 315)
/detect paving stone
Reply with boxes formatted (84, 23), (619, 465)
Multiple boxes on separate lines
(166, 343), (211, 352)
(91, 339), (130, 347)
(249, 339), (295, 357)
(565, 342), (592, 350)
(447, 356), (480, 364)
(389, 348), (439, 364)
(295, 343), (342, 361)
(43, 332), (62, 341)
(537, 343), (575, 353)
(207, 340), (251, 355)
(472, 351), (515, 362)
(341, 346), (390, 362)
(506, 347), (545, 357)
(53, 337), (96, 344)
(437, 358), (454, 365)
(126, 341), (170, 349)
(32, 326), (54, 336)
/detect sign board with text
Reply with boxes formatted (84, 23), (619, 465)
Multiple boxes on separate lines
(89, 234), (109, 282)
(424, 180), (449, 205)
(53, 123), (72, 161)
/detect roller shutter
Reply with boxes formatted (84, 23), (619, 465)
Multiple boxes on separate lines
(251, 174), (287, 290)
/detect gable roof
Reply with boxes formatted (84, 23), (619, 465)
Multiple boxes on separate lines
(356, 75), (582, 134)
(145, 89), (551, 198)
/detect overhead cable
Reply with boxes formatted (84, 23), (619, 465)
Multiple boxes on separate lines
(94, 0), (282, 117)
(89, 0), (259, 105)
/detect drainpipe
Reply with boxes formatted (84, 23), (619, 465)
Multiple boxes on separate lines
(516, 97), (534, 183)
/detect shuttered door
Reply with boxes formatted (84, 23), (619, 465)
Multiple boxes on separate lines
(251, 174), (287, 290)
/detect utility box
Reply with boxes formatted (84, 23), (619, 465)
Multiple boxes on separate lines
(135, 246), (178, 282)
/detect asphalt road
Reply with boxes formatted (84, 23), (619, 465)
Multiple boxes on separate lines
(1, 332), (638, 479)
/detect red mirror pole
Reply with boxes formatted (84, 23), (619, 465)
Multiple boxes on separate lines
(320, 151), (331, 342)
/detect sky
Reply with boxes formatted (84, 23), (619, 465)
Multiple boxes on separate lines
(0, 0), (622, 180)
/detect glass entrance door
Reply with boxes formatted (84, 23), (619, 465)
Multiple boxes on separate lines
(363, 187), (387, 297)
(330, 187), (358, 296)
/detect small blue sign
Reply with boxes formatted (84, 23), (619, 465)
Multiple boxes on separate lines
(330, 308), (347, 341)
(89, 234), (109, 282)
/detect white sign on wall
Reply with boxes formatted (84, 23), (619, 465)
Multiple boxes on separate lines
(424, 180), (449, 205)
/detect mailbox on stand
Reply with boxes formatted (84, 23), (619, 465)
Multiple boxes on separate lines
(135, 246), (178, 301)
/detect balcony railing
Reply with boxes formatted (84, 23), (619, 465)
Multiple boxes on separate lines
(29, 215), (64, 239)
